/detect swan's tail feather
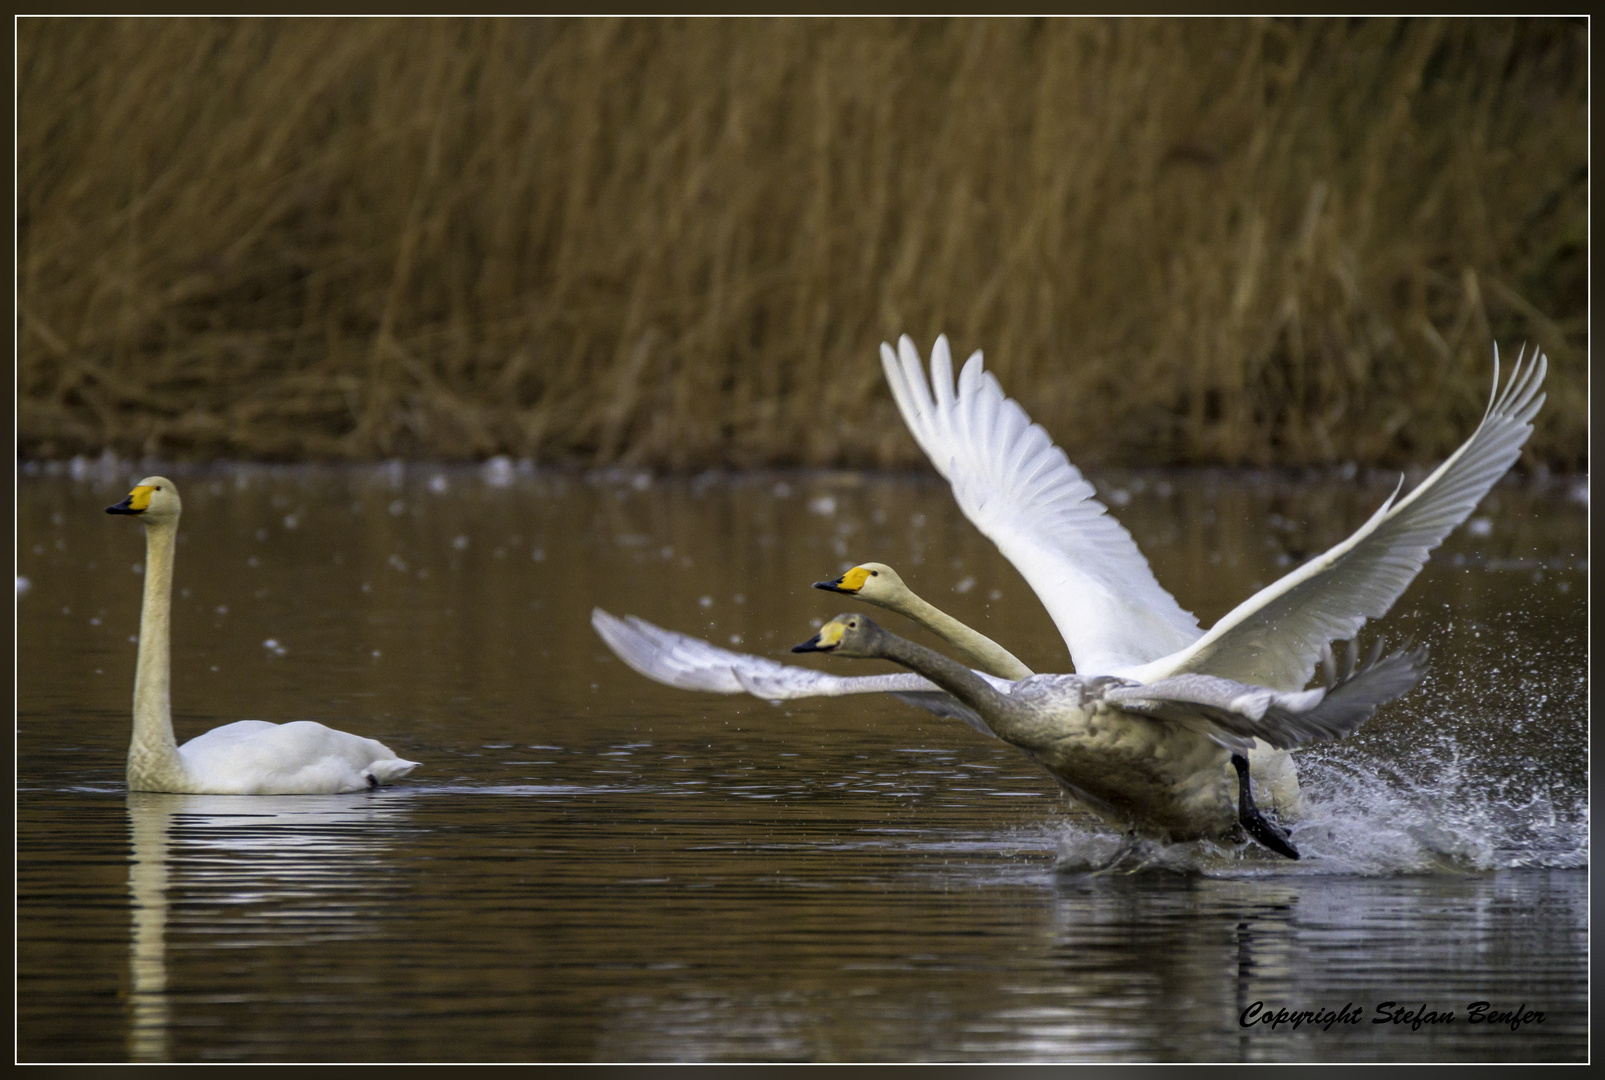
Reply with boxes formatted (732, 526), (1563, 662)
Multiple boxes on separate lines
(369, 757), (420, 785)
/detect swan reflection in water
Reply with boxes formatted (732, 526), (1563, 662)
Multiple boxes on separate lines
(124, 792), (412, 1062)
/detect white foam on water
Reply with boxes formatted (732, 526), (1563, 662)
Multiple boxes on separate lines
(1050, 732), (1586, 878)
(1285, 735), (1586, 874)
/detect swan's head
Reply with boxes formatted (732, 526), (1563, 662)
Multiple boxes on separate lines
(791, 612), (882, 658)
(106, 476), (182, 523)
(812, 562), (907, 603)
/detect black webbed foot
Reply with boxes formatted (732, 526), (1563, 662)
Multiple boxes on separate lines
(1232, 753), (1299, 860)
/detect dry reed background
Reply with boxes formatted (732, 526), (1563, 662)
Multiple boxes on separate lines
(17, 17), (1587, 469)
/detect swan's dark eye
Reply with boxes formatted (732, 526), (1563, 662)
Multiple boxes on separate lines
(870, 571), (879, 576)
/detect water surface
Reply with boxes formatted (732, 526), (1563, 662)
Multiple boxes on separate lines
(16, 460), (1588, 1062)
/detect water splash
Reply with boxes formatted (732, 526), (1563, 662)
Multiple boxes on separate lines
(1050, 737), (1586, 878)
(1287, 737), (1586, 874)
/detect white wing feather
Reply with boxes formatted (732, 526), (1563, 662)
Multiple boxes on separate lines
(1129, 347), (1547, 690)
(882, 335), (1202, 674)
(592, 606), (1018, 700)
(592, 608), (938, 697)
(594, 609), (1019, 737)
(593, 608), (1007, 737)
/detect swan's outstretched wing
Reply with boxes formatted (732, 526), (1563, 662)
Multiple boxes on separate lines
(591, 608), (1002, 736)
(882, 335), (1202, 675)
(1134, 348), (1545, 691)
(1105, 639), (1428, 753)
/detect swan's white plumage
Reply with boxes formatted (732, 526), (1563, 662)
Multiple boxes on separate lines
(109, 476), (419, 795)
(882, 335), (1203, 673)
(173, 720), (419, 795)
(1124, 346), (1547, 690)
(886, 336), (1545, 691)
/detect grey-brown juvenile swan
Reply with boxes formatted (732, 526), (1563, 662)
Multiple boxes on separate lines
(793, 612), (1425, 852)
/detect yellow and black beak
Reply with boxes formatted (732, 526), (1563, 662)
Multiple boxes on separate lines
(792, 620), (847, 654)
(813, 565), (871, 595)
(106, 486), (154, 515)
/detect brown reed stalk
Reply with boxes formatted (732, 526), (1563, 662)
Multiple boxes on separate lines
(17, 17), (1587, 468)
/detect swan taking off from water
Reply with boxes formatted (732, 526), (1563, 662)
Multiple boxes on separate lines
(595, 336), (1543, 851)
(595, 562), (1306, 855)
(106, 477), (419, 794)
(793, 612), (1425, 849)
(879, 334), (1544, 816)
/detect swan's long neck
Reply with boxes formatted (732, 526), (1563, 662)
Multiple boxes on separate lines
(862, 624), (1035, 741)
(884, 590), (1035, 681)
(128, 520), (188, 791)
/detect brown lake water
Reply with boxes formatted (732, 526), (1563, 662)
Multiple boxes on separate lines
(15, 458), (1588, 1063)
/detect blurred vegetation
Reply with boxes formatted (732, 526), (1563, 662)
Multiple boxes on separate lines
(17, 17), (1587, 469)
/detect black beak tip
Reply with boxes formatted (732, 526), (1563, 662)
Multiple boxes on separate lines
(105, 500), (135, 515)
(811, 580), (840, 592)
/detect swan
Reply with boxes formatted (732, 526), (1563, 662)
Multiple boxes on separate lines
(793, 611), (1427, 853)
(879, 335), (1543, 801)
(106, 477), (420, 795)
(595, 335), (1542, 851)
(594, 585), (1402, 858)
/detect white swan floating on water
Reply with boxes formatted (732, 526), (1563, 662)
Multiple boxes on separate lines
(595, 338), (1546, 855)
(107, 477), (419, 795)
